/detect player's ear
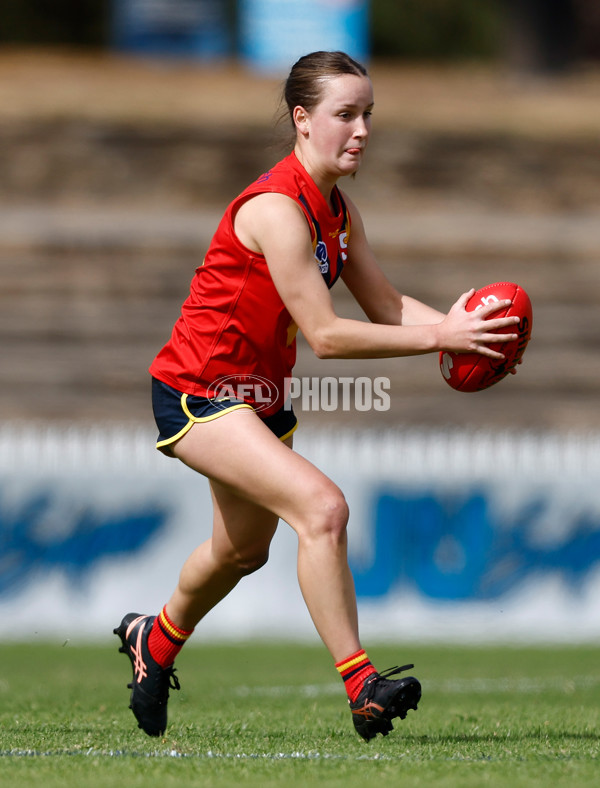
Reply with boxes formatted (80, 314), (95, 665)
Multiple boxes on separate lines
(293, 106), (310, 136)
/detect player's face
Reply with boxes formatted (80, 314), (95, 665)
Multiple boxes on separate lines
(301, 74), (374, 179)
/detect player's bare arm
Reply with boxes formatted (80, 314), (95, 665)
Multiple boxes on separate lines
(340, 195), (521, 359)
(236, 193), (519, 360)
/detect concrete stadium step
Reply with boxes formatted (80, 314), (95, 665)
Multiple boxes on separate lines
(1, 205), (599, 259)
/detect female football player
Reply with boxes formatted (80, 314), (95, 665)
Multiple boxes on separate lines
(115, 50), (519, 741)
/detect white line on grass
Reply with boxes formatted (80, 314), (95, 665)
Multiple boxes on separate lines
(1, 749), (593, 764)
(0, 749), (400, 761)
(234, 674), (600, 698)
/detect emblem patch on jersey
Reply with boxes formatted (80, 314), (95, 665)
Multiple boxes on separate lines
(314, 240), (329, 274)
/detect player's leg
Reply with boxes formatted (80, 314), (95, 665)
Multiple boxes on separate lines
(165, 479), (280, 631)
(113, 436), (283, 738)
(171, 408), (361, 661)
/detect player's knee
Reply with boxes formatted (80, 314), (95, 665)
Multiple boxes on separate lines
(232, 547), (270, 576)
(303, 485), (349, 543)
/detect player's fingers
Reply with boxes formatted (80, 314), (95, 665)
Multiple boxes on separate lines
(479, 331), (519, 345)
(474, 346), (505, 360)
(479, 298), (512, 317)
(482, 315), (520, 332)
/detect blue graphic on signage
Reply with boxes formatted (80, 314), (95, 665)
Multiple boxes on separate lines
(350, 489), (600, 601)
(0, 488), (168, 597)
(239, 0), (370, 74)
(112, 0), (230, 59)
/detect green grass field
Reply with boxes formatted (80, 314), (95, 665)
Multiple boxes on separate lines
(1, 640), (599, 787)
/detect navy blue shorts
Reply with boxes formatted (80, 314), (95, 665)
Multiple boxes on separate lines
(152, 378), (298, 456)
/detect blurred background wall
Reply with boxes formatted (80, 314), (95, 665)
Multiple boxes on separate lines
(1, 1), (599, 70)
(1, 0), (599, 643)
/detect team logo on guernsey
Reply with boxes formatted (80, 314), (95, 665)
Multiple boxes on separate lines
(299, 192), (348, 287)
(314, 241), (329, 274)
(256, 170), (273, 184)
(339, 231), (348, 261)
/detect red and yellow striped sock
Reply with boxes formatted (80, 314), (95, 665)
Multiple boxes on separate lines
(335, 649), (377, 703)
(147, 606), (194, 668)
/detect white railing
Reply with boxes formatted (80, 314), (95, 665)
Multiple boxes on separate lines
(2, 421), (597, 481)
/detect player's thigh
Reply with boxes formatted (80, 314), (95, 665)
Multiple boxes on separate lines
(171, 408), (346, 532)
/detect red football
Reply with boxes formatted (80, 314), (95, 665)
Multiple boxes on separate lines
(439, 282), (533, 392)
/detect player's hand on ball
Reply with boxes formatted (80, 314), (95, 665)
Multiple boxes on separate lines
(439, 282), (533, 393)
(441, 288), (520, 359)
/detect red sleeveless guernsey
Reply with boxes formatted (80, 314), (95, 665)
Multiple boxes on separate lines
(149, 152), (351, 416)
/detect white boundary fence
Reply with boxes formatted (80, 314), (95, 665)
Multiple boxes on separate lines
(1, 422), (599, 644)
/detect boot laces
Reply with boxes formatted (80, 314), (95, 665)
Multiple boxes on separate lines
(379, 664), (414, 680)
(166, 666), (180, 691)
